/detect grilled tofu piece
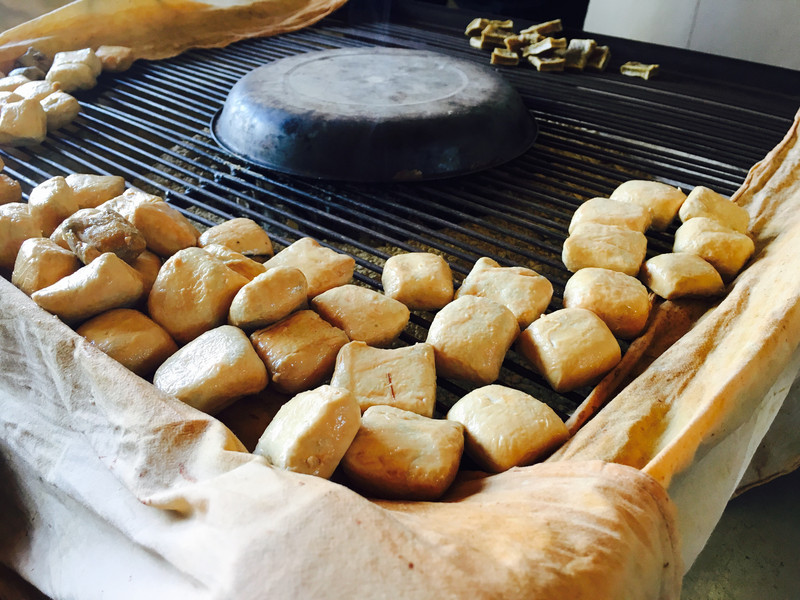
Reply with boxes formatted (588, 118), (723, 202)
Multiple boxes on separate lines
(620, 61), (659, 80)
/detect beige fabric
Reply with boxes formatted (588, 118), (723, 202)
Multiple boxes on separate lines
(0, 0), (347, 70)
(0, 277), (682, 598)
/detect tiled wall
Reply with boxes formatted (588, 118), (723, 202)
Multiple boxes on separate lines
(585, 0), (800, 70)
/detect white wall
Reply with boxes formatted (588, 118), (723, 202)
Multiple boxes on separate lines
(585, 0), (800, 70)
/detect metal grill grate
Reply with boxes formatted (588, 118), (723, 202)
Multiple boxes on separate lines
(2, 6), (798, 419)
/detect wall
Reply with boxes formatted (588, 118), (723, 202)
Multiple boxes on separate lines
(584, 0), (800, 70)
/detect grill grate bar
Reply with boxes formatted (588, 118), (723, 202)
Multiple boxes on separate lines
(1, 9), (796, 421)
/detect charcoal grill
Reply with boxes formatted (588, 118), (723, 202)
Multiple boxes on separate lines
(1, 1), (798, 423)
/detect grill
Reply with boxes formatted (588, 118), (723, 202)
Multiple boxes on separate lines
(2, 1), (798, 423)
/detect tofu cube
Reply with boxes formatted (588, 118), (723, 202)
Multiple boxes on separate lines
(517, 307), (621, 392)
(446, 384), (568, 472)
(65, 173), (126, 209)
(455, 256), (553, 329)
(673, 217), (755, 279)
(610, 180), (686, 231)
(147, 247), (249, 344)
(562, 267), (651, 339)
(678, 186), (750, 233)
(0, 97), (47, 146)
(40, 91), (81, 130)
(201, 243), (266, 280)
(341, 405), (464, 500)
(153, 325), (267, 414)
(262, 237), (354, 298)
(331, 341), (437, 417)
(198, 217), (274, 261)
(381, 252), (454, 310)
(254, 385), (361, 479)
(77, 308), (178, 378)
(568, 197), (652, 234)
(562, 223), (647, 276)
(32, 252), (144, 323)
(250, 310), (349, 395)
(640, 253), (725, 300)
(426, 295), (519, 385)
(0, 202), (42, 271)
(12, 237), (80, 296)
(28, 176), (80, 236)
(228, 266), (308, 330)
(311, 284), (410, 347)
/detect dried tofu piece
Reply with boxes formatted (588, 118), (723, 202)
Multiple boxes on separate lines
(586, 45), (611, 71)
(620, 61), (659, 80)
(480, 28), (510, 49)
(0, 173), (21, 205)
(95, 45), (136, 72)
(678, 186), (750, 233)
(262, 237), (354, 298)
(0, 203), (42, 271)
(40, 91), (80, 130)
(528, 54), (565, 72)
(464, 18), (489, 36)
(197, 217), (273, 261)
(564, 39), (597, 71)
(65, 173), (126, 210)
(504, 32), (542, 52)
(673, 217), (755, 279)
(522, 37), (567, 56)
(228, 266), (307, 330)
(562, 223), (648, 276)
(610, 180), (686, 231)
(490, 48), (519, 66)
(382, 252), (453, 311)
(569, 197), (652, 234)
(12, 237), (81, 295)
(520, 19), (562, 36)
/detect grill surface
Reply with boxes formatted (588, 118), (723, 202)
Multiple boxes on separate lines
(2, 3), (798, 420)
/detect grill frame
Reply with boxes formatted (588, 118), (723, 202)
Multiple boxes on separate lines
(1, 3), (798, 422)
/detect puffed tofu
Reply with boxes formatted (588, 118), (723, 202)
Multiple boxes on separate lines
(381, 252), (454, 311)
(250, 310), (349, 395)
(678, 186), (750, 233)
(341, 405), (464, 500)
(455, 257), (553, 329)
(311, 284), (410, 347)
(95, 45), (136, 72)
(51, 208), (146, 264)
(201, 243), (266, 280)
(31, 252), (144, 323)
(0, 97), (47, 146)
(568, 197), (652, 234)
(331, 341), (437, 417)
(253, 385), (360, 479)
(28, 176), (80, 236)
(673, 217), (755, 279)
(45, 63), (96, 93)
(0, 173), (22, 205)
(198, 217), (274, 261)
(610, 180), (686, 231)
(129, 249), (161, 296)
(65, 173), (126, 209)
(12, 237), (81, 295)
(100, 188), (199, 257)
(446, 384), (568, 472)
(51, 48), (103, 78)
(640, 253), (725, 300)
(562, 267), (651, 339)
(517, 307), (621, 393)
(0, 74), (31, 93)
(0, 203), (43, 271)
(562, 223), (647, 276)
(261, 237), (354, 298)
(148, 247), (249, 344)
(14, 80), (60, 102)
(426, 295), (518, 385)
(228, 266), (308, 330)
(153, 325), (268, 414)
(76, 308), (178, 378)
(40, 91), (80, 130)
